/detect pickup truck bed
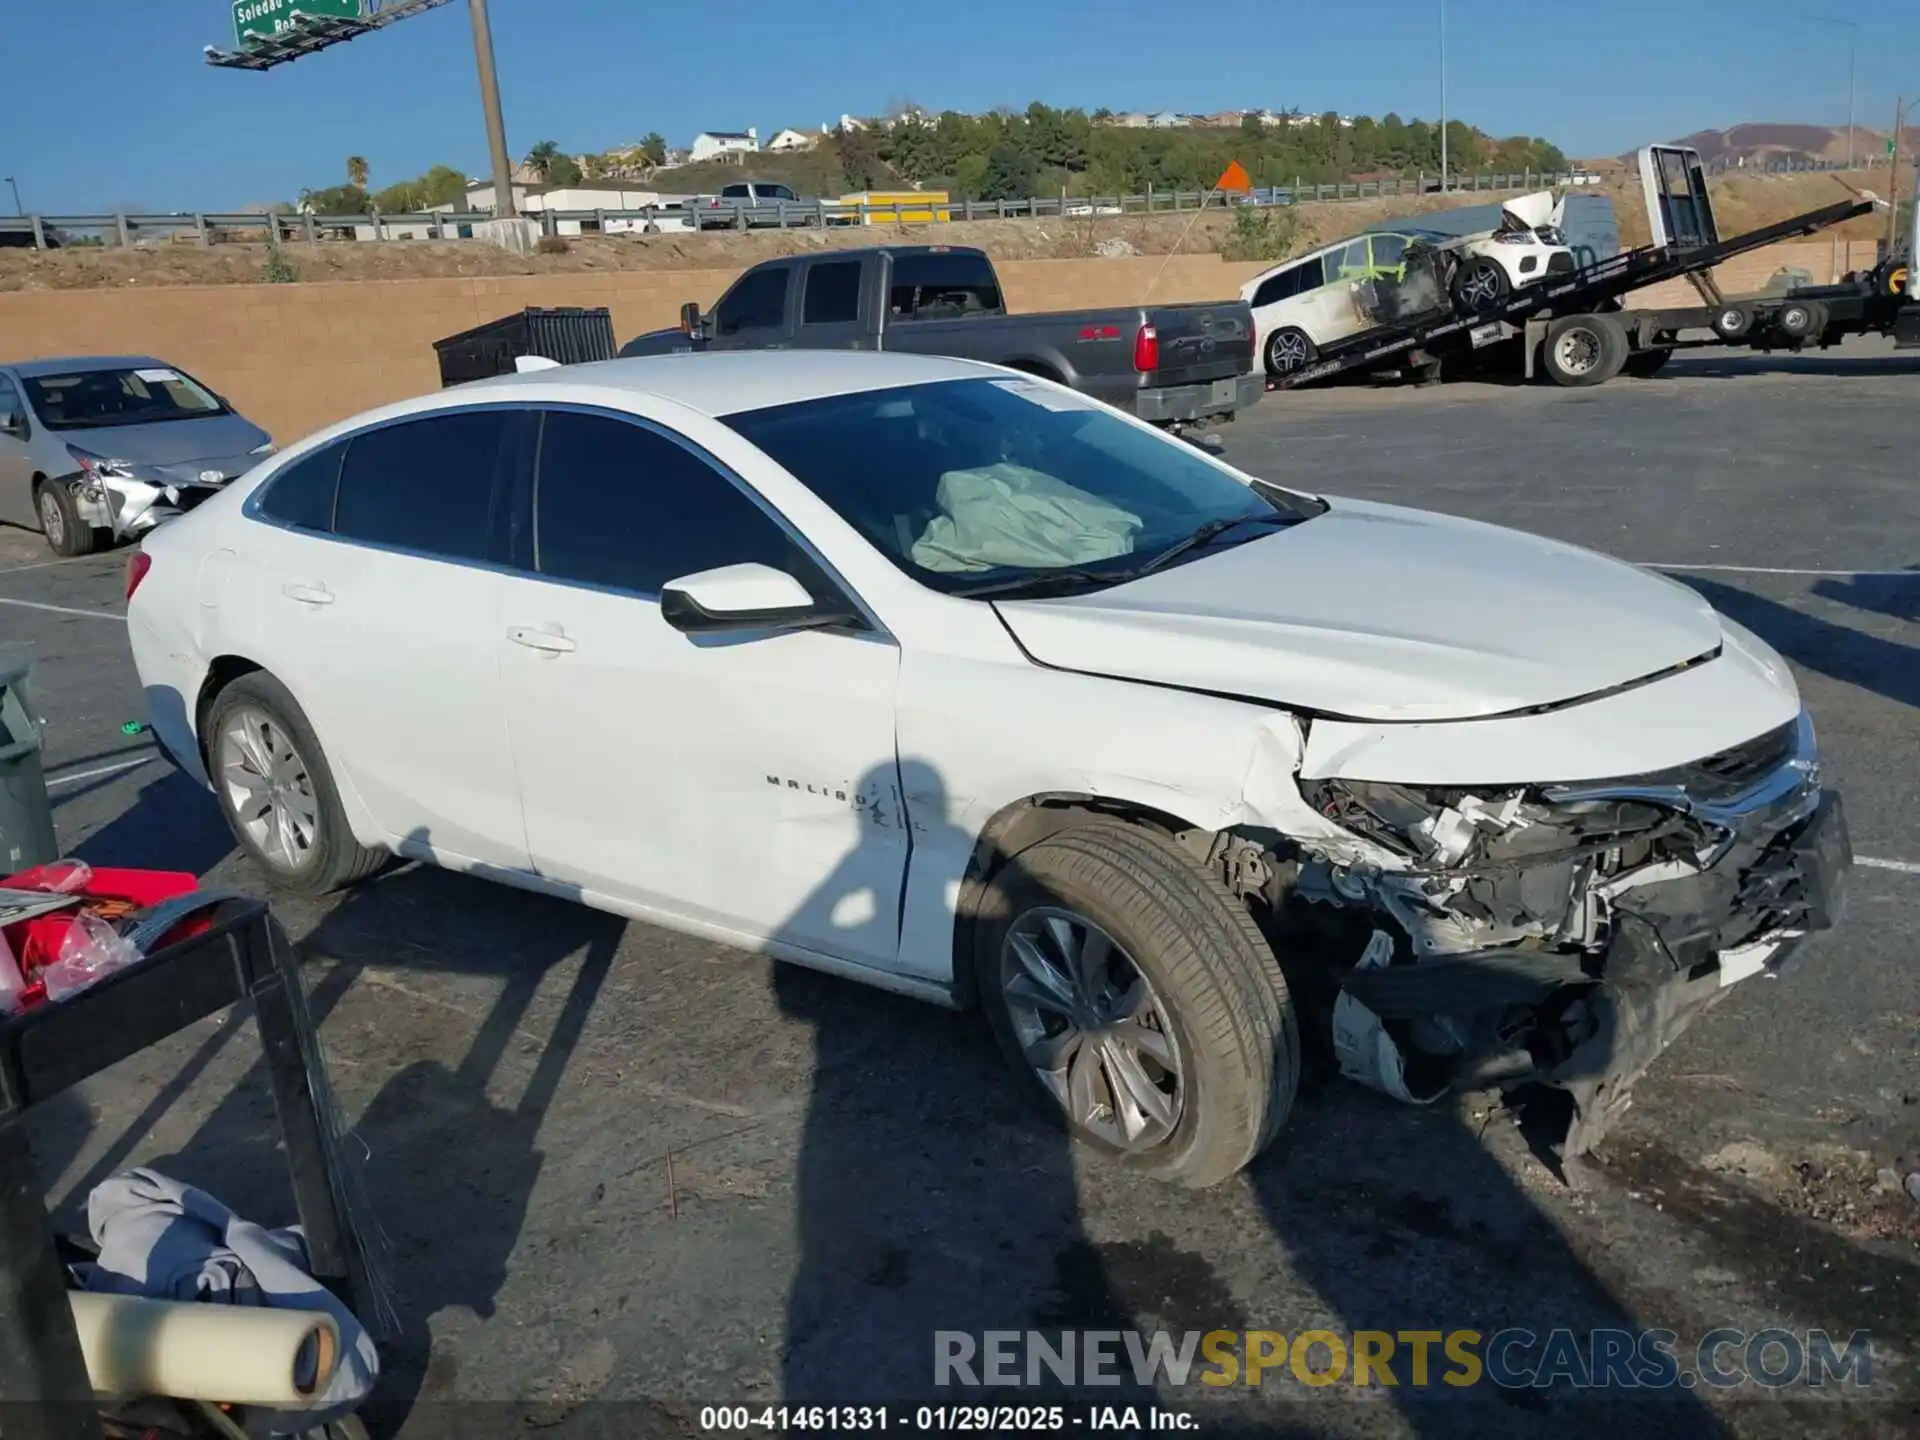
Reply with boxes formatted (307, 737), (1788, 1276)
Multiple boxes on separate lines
(618, 245), (1262, 427)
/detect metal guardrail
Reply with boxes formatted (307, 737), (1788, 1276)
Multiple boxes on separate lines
(0, 159), (1867, 249)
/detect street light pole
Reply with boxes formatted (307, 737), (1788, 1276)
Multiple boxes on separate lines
(466, 0), (517, 218)
(1439, 0), (1449, 192)
(1845, 22), (1857, 170)
(3, 178), (20, 216)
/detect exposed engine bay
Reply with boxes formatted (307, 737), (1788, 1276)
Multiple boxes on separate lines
(1213, 710), (1852, 1159)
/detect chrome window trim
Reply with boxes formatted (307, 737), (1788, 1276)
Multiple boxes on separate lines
(239, 397), (893, 644)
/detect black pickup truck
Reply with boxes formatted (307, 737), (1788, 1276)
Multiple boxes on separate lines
(618, 245), (1263, 429)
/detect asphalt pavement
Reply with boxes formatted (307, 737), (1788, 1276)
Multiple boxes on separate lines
(0, 343), (1915, 1439)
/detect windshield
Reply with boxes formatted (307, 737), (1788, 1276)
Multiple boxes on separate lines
(23, 365), (226, 430)
(723, 377), (1322, 597)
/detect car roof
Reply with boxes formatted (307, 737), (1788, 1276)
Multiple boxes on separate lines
(4, 354), (165, 377)
(458, 349), (1002, 417)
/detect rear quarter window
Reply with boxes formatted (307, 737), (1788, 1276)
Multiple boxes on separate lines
(253, 444), (344, 532)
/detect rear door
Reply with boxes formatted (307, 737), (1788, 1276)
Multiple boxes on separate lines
(0, 373), (33, 528)
(792, 256), (868, 351)
(237, 408), (534, 869)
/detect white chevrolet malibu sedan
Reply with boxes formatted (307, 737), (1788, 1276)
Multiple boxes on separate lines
(126, 351), (1850, 1186)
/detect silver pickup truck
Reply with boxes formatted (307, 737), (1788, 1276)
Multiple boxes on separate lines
(618, 245), (1263, 430)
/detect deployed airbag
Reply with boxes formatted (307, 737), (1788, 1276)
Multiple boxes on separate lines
(910, 463), (1142, 573)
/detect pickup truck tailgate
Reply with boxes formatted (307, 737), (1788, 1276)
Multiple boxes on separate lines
(1146, 302), (1254, 386)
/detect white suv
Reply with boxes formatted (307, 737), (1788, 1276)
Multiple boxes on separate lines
(1244, 192), (1577, 376)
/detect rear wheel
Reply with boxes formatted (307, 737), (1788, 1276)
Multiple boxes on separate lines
(35, 480), (96, 558)
(974, 818), (1298, 1188)
(1776, 299), (1821, 342)
(1263, 327), (1316, 377)
(1711, 304), (1755, 341)
(1540, 312), (1628, 387)
(206, 672), (385, 895)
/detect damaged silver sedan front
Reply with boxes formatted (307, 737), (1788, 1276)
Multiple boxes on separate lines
(0, 355), (273, 556)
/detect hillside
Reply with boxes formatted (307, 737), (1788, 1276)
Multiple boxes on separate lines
(1631, 122), (1900, 168)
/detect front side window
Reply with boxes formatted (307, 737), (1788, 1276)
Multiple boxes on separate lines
(22, 365), (225, 431)
(332, 410), (516, 562)
(532, 410), (824, 597)
(715, 268), (790, 336)
(723, 378), (1321, 597)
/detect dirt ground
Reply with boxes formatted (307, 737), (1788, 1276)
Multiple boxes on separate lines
(0, 170), (1891, 291)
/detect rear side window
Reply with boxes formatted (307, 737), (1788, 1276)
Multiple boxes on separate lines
(802, 261), (861, 325)
(1250, 258), (1323, 308)
(888, 252), (1001, 318)
(715, 267), (790, 336)
(333, 410), (514, 562)
(533, 411), (820, 596)
(721, 183), (750, 198)
(255, 444), (344, 532)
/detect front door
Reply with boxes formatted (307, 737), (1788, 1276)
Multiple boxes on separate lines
(235, 410), (534, 870)
(496, 408), (907, 969)
(0, 374), (36, 528)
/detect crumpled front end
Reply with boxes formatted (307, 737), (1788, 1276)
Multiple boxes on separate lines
(1227, 710), (1851, 1158)
(66, 463), (242, 541)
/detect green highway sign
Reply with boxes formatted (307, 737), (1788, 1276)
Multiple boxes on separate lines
(233, 0), (362, 47)
(1889, 139), (1899, 156)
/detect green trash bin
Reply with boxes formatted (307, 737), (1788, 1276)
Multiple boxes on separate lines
(0, 654), (58, 875)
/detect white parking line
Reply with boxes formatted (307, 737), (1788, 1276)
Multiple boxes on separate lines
(1858, 855), (1920, 876)
(0, 596), (124, 622)
(46, 755), (156, 789)
(1641, 563), (1916, 578)
(0, 556), (99, 578)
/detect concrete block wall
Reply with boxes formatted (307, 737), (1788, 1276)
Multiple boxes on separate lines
(0, 255), (1259, 444)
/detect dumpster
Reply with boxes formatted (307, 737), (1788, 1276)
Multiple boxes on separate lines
(432, 307), (617, 387)
(0, 654), (57, 874)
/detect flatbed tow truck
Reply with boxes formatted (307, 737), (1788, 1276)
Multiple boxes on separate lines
(1272, 145), (1917, 391)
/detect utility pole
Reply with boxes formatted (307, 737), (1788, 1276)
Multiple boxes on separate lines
(3, 177), (19, 216)
(1439, 0), (1449, 192)
(1844, 23), (1856, 170)
(1888, 98), (1906, 253)
(467, 0), (517, 217)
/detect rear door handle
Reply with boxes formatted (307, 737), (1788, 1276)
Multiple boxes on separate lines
(282, 582), (334, 606)
(507, 625), (576, 655)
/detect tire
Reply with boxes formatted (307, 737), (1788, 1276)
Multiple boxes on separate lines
(1711, 304), (1754, 341)
(973, 818), (1299, 1188)
(1776, 300), (1819, 341)
(1263, 326), (1316, 377)
(1450, 256), (1510, 315)
(1622, 347), (1674, 378)
(204, 671), (386, 896)
(1540, 312), (1628, 387)
(35, 480), (96, 558)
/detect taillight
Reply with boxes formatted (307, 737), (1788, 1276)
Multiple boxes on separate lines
(125, 551), (151, 601)
(1133, 323), (1160, 373)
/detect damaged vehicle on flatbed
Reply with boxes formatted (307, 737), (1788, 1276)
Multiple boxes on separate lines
(126, 350), (1851, 1188)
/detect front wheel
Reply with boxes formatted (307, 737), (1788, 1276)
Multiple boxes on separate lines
(1263, 327), (1316, 377)
(1540, 312), (1628, 387)
(206, 672), (386, 895)
(1450, 257), (1511, 315)
(974, 819), (1298, 1188)
(36, 481), (96, 558)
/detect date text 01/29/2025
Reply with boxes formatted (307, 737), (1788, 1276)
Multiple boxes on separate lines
(699, 1405), (1198, 1432)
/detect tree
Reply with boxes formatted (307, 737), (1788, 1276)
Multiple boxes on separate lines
(300, 184), (370, 214)
(979, 144), (1037, 201)
(345, 155), (369, 188)
(547, 153), (583, 186)
(1091, 107), (1113, 124)
(417, 164), (469, 207)
(372, 180), (426, 212)
(525, 140), (563, 181)
(833, 127), (887, 190)
(640, 132), (667, 166)
(1241, 112), (1266, 138)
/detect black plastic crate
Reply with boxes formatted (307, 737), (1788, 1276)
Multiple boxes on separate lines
(432, 306), (616, 387)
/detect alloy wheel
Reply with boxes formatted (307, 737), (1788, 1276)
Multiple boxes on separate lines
(1267, 331), (1309, 373)
(38, 490), (64, 549)
(217, 706), (321, 872)
(1459, 262), (1503, 309)
(999, 906), (1184, 1151)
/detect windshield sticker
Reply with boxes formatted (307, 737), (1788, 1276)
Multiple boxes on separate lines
(134, 368), (183, 384)
(989, 378), (1097, 412)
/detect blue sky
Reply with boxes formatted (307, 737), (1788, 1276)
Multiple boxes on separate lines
(5, 0), (1919, 213)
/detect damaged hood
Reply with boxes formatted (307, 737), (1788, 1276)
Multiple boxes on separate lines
(993, 498), (1726, 722)
(1498, 190), (1566, 232)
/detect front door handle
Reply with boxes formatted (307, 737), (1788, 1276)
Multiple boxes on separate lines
(282, 582), (334, 606)
(507, 625), (576, 655)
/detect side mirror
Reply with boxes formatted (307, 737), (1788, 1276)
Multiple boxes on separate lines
(660, 562), (855, 635)
(0, 411), (27, 440)
(679, 301), (706, 339)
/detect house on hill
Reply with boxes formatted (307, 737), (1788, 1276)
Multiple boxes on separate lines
(690, 129), (759, 163)
(767, 128), (817, 152)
